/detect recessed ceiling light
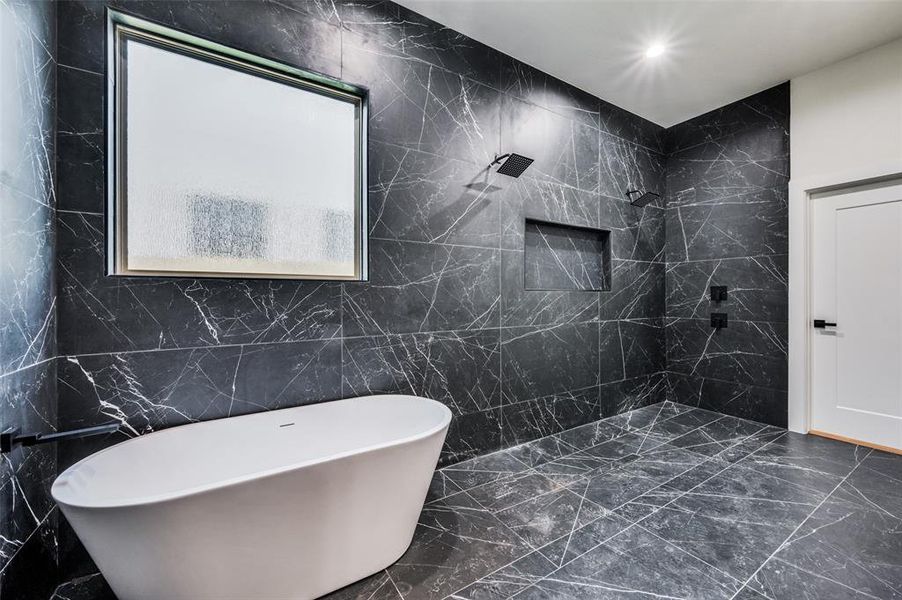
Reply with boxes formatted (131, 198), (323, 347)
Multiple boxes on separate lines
(645, 43), (666, 59)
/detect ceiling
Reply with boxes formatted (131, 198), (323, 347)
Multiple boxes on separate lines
(394, 0), (902, 127)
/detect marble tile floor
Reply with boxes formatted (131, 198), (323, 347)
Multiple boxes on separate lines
(52, 401), (902, 600)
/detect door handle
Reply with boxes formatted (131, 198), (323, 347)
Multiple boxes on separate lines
(813, 319), (837, 329)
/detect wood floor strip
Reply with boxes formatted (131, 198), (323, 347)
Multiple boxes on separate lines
(809, 429), (902, 455)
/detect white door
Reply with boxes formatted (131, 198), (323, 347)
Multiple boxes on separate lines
(811, 182), (902, 451)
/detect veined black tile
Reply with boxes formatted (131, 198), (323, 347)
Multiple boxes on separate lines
(50, 573), (117, 600)
(666, 318), (788, 390)
(387, 492), (530, 600)
(343, 37), (501, 165)
(667, 372), (788, 428)
(732, 586), (771, 600)
(450, 549), (558, 600)
(715, 426), (786, 464)
(618, 319), (666, 380)
(495, 486), (608, 551)
(640, 462), (823, 581)
(665, 127), (788, 208)
(1, 0), (57, 589)
(0, 186), (56, 373)
(603, 397), (674, 431)
(631, 410), (707, 445)
(737, 431), (868, 495)
(668, 415), (766, 457)
(0, 362), (57, 571)
(601, 260), (664, 320)
(467, 472), (564, 514)
(517, 525), (740, 600)
(501, 323), (599, 404)
(580, 444), (708, 510)
(500, 176), (598, 252)
(581, 430), (669, 461)
(500, 57), (601, 130)
(57, 212), (342, 355)
(129, 0), (342, 77)
(342, 329), (501, 416)
(343, 238), (500, 337)
(56, 64), (103, 213)
(666, 255), (788, 322)
(834, 449), (902, 520)
(320, 570), (402, 600)
(555, 420), (624, 452)
(443, 448), (531, 491)
(532, 510), (633, 568)
(599, 196), (665, 263)
(391, 3), (504, 87)
(598, 320), (625, 383)
(440, 408), (504, 467)
(59, 0), (342, 78)
(505, 435), (579, 469)
(333, 0), (405, 48)
(599, 372), (669, 418)
(613, 484), (684, 523)
(531, 451), (615, 487)
(661, 406), (724, 430)
(501, 250), (599, 328)
(56, 0), (104, 73)
(426, 470), (463, 504)
(599, 99), (665, 152)
(0, 512), (59, 600)
(599, 131), (665, 202)
(500, 389), (598, 447)
(501, 97), (599, 193)
(56, 340), (342, 468)
(368, 141), (503, 248)
(665, 192), (788, 261)
(665, 83), (788, 154)
(748, 480), (902, 600)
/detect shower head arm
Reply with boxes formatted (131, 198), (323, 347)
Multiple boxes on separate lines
(490, 153), (511, 166)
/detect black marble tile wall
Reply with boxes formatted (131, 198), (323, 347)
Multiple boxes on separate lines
(53, 0), (667, 478)
(0, 0), (58, 598)
(664, 83), (790, 427)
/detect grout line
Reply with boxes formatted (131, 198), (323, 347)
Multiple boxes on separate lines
(0, 506), (56, 578)
(437, 403), (785, 599)
(665, 253), (788, 265)
(726, 448), (874, 600)
(0, 356), (56, 380)
(666, 370), (788, 394)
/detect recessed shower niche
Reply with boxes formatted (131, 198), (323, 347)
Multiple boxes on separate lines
(524, 219), (611, 291)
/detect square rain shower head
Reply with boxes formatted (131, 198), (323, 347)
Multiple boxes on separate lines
(494, 153), (534, 178)
(626, 190), (661, 207)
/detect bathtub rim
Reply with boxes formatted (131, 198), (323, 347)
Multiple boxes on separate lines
(52, 394), (452, 510)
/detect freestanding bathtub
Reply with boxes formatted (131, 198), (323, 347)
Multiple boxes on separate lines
(52, 395), (452, 600)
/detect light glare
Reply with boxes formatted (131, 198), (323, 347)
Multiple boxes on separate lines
(645, 43), (666, 59)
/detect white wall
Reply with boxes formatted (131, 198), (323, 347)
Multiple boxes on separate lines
(791, 37), (902, 182)
(788, 37), (902, 433)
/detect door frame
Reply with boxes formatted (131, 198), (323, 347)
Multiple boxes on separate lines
(788, 164), (902, 434)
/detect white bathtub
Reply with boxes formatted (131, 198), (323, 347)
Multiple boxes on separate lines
(52, 395), (452, 600)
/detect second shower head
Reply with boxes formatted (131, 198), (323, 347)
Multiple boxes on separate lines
(626, 189), (661, 207)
